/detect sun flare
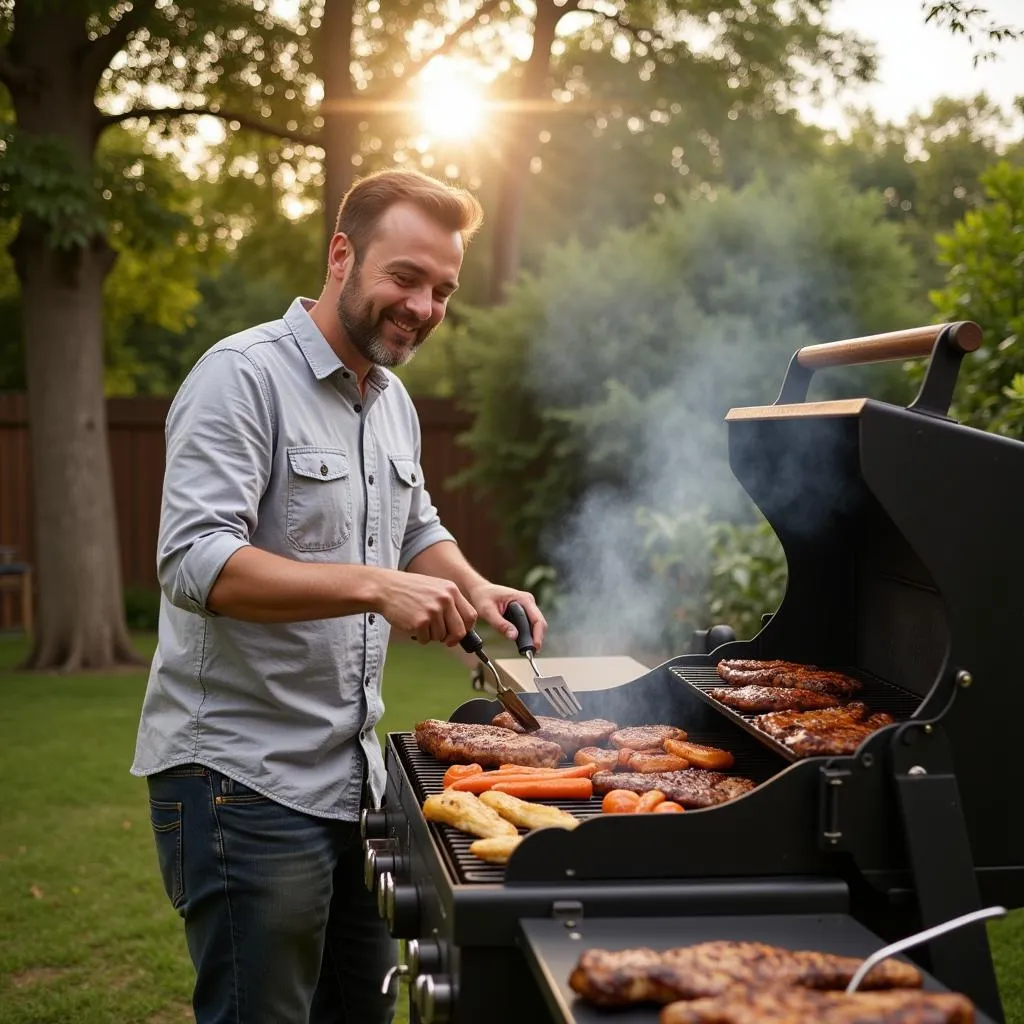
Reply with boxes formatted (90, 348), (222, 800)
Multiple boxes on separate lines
(415, 57), (488, 142)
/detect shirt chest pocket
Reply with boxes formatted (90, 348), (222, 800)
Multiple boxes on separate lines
(286, 447), (353, 552)
(389, 455), (420, 548)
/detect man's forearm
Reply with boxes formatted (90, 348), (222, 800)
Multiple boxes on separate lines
(405, 540), (488, 600)
(206, 545), (386, 622)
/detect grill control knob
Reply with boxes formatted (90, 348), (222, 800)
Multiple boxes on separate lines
(362, 839), (397, 890)
(378, 873), (420, 937)
(360, 807), (389, 840)
(406, 938), (444, 978)
(414, 973), (453, 1023)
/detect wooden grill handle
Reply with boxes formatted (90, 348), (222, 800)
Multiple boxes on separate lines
(796, 322), (982, 370)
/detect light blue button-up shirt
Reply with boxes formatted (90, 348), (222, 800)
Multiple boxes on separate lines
(130, 298), (455, 819)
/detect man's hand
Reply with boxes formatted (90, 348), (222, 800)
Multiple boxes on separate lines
(376, 570), (477, 646)
(467, 583), (548, 650)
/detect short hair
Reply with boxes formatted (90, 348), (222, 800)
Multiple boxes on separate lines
(333, 168), (484, 257)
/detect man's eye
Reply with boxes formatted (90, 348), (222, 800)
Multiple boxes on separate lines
(393, 274), (414, 286)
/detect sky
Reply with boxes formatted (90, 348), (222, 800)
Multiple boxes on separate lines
(804, 0), (1024, 134)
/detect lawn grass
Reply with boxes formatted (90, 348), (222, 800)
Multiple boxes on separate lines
(1, 630), (1022, 1023)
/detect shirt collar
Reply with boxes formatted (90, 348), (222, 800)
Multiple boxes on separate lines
(284, 297), (390, 391)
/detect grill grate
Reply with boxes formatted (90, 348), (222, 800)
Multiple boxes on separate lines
(669, 665), (922, 762)
(393, 720), (789, 885)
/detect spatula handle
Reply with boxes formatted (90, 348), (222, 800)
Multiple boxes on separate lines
(503, 601), (535, 655)
(459, 630), (485, 656)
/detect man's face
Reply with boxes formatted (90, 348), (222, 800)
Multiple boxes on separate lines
(336, 202), (464, 368)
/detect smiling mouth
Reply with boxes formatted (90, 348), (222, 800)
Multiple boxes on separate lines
(386, 315), (420, 337)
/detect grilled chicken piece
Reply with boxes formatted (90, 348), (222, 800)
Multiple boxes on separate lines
(717, 660), (862, 698)
(490, 712), (618, 756)
(664, 738), (735, 770)
(574, 746), (620, 770)
(660, 985), (974, 1024)
(610, 725), (687, 750)
(569, 941), (922, 1007)
(709, 685), (844, 713)
(626, 750), (691, 773)
(469, 835), (523, 864)
(479, 790), (579, 831)
(414, 719), (562, 768)
(422, 790), (518, 839)
(592, 770), (755, 808)
(754, 704), (895, 756)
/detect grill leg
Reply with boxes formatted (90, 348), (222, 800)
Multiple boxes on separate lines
(893, 726), (1004, 1022)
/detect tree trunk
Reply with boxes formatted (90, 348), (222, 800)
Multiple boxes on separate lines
(14, 232), (140, 671)
(488, 0), (563, 304)
(320, 0), (359, 253)
(7, 2), (140, 671)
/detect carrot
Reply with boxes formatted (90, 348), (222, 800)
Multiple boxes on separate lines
(497, 763), (598, 777)
(443, 763), (483, 788)
(491, 778), (594, 800)
(602, 789), (641, 814)
(636, 789), (666, 813)
(450, 765), (597, 792)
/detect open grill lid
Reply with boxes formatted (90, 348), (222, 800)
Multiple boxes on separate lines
(712, 321), (1024, 884)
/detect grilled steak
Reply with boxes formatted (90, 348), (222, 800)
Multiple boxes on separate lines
(490, 712), (617, 756)
(754, 704), (895, 756)
(569, 941), (922, 1007)
(573, 746), (621, 770)
(660, 985), (974, 1024)
(717, 659), (862, 698)
(610, 725), (687, 750)
(414, 719), (562, 768)
(592, 770), (755, 808)
(709, 685), (844, 713)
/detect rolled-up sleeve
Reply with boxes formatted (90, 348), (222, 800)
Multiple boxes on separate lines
(158, 350), (274, 615)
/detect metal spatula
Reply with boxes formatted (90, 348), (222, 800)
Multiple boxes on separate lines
(459, 629), (540, 732)
(503, 601), (583, 717)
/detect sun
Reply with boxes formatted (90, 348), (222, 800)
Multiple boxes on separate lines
(415, 57), (488, 142)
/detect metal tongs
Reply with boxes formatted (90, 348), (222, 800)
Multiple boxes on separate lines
(845, 905), (1006, 993)
(503, 601), (583, 717)
(459, 629), (540, 732)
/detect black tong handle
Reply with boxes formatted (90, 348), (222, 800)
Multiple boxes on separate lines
(502, 601), (535, 656)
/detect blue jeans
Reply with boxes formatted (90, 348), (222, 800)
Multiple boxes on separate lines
(147, 765), (397, 1024)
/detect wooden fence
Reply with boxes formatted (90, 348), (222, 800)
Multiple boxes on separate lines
(0, 393), (512, 631)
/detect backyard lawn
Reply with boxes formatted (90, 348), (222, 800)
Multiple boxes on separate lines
(1, 630), (1022, 1023)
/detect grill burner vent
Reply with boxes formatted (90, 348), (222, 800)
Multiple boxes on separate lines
(669, 665), (922, 761)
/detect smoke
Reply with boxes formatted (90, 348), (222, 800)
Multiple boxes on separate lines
(528, 276), (862, 662)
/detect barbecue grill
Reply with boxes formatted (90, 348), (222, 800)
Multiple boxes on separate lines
(363, 322), (1021, 1024)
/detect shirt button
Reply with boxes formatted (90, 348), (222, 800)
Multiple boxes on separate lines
(354, 403), (362, 413)
(368, 474), (375, 485)
(411, 472), (417, 482)
(368, 613), (376, 624)
(365, 677), (371, 686)
(367, 536), (374, 547)
(320, 464), (328, 476)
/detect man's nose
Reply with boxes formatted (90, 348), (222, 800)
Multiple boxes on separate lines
(405, 287), (433, 322)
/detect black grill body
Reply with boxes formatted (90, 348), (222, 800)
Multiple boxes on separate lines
(364, 325), (1021, 1024)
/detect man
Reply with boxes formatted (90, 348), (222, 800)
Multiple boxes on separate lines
(131, 168), (546, 1024)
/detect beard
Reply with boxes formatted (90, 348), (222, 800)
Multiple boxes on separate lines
(336, 270), (433, 368)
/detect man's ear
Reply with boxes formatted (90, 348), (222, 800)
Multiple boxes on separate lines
(327, 233), (355, 281)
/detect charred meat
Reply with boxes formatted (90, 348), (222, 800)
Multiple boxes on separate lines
(569, 941), (922, 1007)
(708, 685), (844, 713)
(593, 770), (755, 809)
(610, 725), (688, 750)
(660, 985), (974, 1024)
(717, 660), (862, 698)
(414, 719), (561, 768)
(754, 704), (895, 756)
(490, 712), (617, 756)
